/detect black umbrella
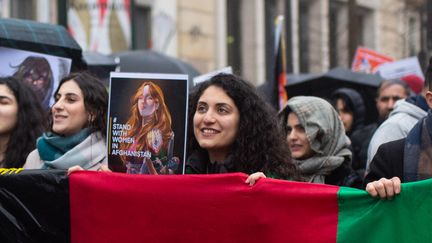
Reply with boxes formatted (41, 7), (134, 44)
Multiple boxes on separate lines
(286, 67), (383, 123)
(111, 50), (200, 89)
(0, 18), (85, 70)
(82, 51), (117, 86)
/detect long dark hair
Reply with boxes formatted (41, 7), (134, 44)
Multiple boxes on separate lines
(50, 72), (108, 135)
(0, 76), (46, 167)
(187, 73), (299, 179)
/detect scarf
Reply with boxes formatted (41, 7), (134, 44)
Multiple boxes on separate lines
(403, 110), (432, 182)
(281, 96), (352, 183)
(37, 129), (106, 170)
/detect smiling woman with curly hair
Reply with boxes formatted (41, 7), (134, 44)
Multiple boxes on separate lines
(186, 73), (299, 181)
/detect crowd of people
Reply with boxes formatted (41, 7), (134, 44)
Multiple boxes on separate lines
(1, 56), (432, 200)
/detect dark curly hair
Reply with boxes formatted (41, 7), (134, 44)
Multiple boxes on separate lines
(187, 73), (299, 179)
(0, 76), (46, 167)
(49, 72), (108, 136)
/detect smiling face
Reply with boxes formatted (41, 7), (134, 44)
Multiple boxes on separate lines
(51, 80), (89, 136)
(138, 85), (159, 117)
(193, 85), (240, 161)
(0, 84), (18, 137)
(286, 112), (314, 160)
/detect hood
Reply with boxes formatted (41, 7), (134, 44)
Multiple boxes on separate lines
(331, 88), (366, 132)
(389, 96), (428, 120)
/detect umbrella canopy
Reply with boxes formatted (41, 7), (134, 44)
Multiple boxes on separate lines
(111, 50), (200, 88)
(286, 67), (383, 124)
(83, 51), (117, 87)
(0, 18), (85, 70)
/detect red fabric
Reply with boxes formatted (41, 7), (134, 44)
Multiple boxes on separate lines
(70, 172), (339, 243)
(401, 74), (424, 94)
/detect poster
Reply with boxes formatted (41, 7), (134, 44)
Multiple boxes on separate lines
(0, 46), (72, 109)
(351, 47), (394, 73)
(107, 72), (188, 174)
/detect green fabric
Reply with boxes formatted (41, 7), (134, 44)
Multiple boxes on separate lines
(38, 128), (91, 162)
(337, 179), (432, 243)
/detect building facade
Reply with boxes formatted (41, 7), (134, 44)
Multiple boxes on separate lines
(0, 0), (428, 86)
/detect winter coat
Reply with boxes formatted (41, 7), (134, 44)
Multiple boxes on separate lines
(366, 95), (428, 172)
(363, 138), (405, 188)
(332, 88), (375, 175)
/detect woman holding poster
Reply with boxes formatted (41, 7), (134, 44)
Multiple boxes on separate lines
(23, 72), (108, 170)
(120, 82), (179, 174)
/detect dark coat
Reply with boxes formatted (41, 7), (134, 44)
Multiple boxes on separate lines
(332, 88), (376, 175)
(363, 138), (405, 188)
(350, 123), (377, 174)
(325, 158), (363, 189)
(185, 150), (236, 174)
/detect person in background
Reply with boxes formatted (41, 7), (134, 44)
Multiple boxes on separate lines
(186, 73), (299, 183)
(0, 76), (45, 168)
(331, 88), (375, 177)
(24, 72), (108, 170)
(248, 96), (362, 187)
(364, 73), (432, 199)
(374, 79), (411, 123)
(366, 73), (431, 173)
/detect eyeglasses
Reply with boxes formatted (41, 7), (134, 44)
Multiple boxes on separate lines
(378, 96), (402, 102)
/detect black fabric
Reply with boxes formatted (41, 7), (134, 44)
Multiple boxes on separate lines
(363, 138), (405, 188)
(350, 123), (378, 175)
(0, 170), (69, 243)
(331, 88), (377, 176)
(185, 150), (236, 174)
(325, 158), (363, 189)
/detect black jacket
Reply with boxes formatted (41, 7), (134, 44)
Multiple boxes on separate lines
(185, 150), (237, 174)
(363, 138), (405, 188)
(325, 158), (363, 189)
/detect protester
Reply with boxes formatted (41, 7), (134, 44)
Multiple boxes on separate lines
(331, 88), (375, 176)
(24, 72), (108, 170)
(0, 76), (45, 168)
(365, 65), (432, 199)
(375, 79), (411, 123)
(366, 74), (431, 173)
(185, 73), (299, 183)
(278, 96), (361, 187)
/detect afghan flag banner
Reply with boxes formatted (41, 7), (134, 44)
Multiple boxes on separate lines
(1, 170), (432, 242)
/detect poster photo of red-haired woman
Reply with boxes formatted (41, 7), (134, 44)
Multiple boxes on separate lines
(107, 72), (188, 174)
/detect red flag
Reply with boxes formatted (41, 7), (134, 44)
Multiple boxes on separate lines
(70, 172), (338, 243)
(274, 15), (288, 110)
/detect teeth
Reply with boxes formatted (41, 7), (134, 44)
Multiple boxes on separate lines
(202, 128), (217, 134)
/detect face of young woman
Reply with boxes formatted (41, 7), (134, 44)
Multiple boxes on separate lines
(193, 85), (240, 156)
(286, 112), (314, 160)
(138, 85), (159, 117)
(52, 80), (89, 136)
(0, 84), (18, 136)
(335, 98), (353, 133)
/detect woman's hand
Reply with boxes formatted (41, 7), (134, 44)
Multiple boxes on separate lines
(67, 164), (111, 175)
(245, 172), (266, 186)
(67, 165), (84, 175)
(365, 177), (401, 199)
(98, 164), (112, 172)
